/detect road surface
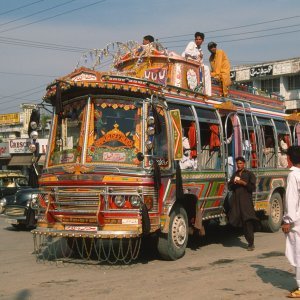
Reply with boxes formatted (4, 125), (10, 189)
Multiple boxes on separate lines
(0, 217), (295, 300)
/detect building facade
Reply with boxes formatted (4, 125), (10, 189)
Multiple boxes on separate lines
(0, 104), (50, 173)
(231, 57), (300, 114)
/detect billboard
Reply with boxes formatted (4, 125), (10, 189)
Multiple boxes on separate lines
(0, 113), (20, 125)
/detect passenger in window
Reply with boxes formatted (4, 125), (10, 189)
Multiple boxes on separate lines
(180, 133), (195, 170)
(208, 42), (231, 97)
(182, 32), (211, 96)
(278, 134), (288, 168)
(242, 139), (252, 162)
(263, 137), (274, 154)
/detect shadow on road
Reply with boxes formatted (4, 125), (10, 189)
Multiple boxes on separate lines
(251, 264), (295, 292)
(187, 221), (247, 251)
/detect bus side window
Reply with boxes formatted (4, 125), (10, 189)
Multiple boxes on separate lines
(199, 122), (221, 170)
(262, 126), (276, 168)
(180, 121), (197, 170)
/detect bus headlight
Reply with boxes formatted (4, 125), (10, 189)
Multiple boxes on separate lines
(129, 195), (141, 207)
(113, 195), (125, 207)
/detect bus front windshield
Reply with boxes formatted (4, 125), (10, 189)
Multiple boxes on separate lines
(86, 98), (143, 166)
(49, 97), (144, 167)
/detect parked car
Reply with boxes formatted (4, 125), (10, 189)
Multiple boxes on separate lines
(0, 170), (30, 214)
(3, 188), (40, 229)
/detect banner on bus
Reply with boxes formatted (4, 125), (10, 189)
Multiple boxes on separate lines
(170, 109), (183, 160)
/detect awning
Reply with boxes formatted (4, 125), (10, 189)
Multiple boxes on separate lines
(8, 155), (33, 166)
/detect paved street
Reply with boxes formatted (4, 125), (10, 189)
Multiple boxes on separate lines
(0, 216), (295, 300)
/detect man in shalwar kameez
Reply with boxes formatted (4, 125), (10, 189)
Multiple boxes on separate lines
(282, 146), (300, 298)
(182, 32), (212, 96)
(208, 42), (231, 97)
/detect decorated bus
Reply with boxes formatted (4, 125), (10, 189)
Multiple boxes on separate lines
(30, 41), (300, 263)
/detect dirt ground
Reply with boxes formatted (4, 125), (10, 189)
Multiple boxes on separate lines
(0, 216), (296, 300)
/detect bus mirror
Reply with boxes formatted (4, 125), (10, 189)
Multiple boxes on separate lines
(136, 152), (144, 161)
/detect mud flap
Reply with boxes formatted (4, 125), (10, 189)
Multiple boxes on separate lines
(141, 203), (150, 235)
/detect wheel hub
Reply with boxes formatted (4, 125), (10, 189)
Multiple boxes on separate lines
(171, 214), (187, 248)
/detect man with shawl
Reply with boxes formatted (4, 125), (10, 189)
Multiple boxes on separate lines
(208, 42), (231, 97)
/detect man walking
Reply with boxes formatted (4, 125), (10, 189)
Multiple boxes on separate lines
(282, 146), (300, 298)
(228, 156), (258, 250)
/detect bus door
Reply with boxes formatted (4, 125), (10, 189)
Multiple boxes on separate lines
(273, 119), (291, 168)
(223, 112), (243, 181)
(256, 117), (276, 168)
(238, 113), (258, 170)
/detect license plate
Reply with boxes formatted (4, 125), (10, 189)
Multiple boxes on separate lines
(122, 219), (138, 225)
(64, 225), (98, 231)
(6, 219), (18, 225)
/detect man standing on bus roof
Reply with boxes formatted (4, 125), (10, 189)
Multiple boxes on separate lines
(228, 156), (258, 251)
(182, 32), (211, 96)
(208, 41), (231, 97)
(281, 146), (300, 298)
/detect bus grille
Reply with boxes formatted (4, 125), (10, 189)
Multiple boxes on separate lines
(44, 186), (158, 213)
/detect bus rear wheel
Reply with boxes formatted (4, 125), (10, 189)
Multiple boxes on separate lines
(260, 192), (283, 232)
(157, 203), (188, 261)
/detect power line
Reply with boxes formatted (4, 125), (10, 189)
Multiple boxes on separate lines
(0, 36), (88, 52)
(0, 0), (107, 34)
(166, 28), (300, 49)
(0, 0), (77, 28)
(162, 23), (300, 44)
(158, 15), (300, 40)
(0, 0), (46, 16)
(0, 71), (57, 78)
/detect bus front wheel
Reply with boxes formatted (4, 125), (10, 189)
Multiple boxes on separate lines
(157, 203), (188, 260)
(260, 192), (283, 232)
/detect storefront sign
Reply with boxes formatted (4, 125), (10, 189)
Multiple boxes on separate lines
(9, 139), (48, 154)
(250, 65), (273, 77)
(0, 113), (20, 125)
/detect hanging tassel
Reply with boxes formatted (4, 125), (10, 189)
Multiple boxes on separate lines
(140, 203), (151, 235)
(152, 159), (161, 190)
(176, 161), (184, 200)
(151, 104), (162, 134)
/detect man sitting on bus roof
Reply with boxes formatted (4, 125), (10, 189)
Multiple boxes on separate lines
(182, 32), (211, 96)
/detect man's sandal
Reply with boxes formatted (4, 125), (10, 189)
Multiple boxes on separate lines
(287, 289), (300, 298)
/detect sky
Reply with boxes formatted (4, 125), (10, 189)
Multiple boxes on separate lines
(0, 0), (300, 113)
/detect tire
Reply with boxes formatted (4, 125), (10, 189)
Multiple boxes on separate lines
(157, 203), (188, 260)
(260, 192), (283, 232)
